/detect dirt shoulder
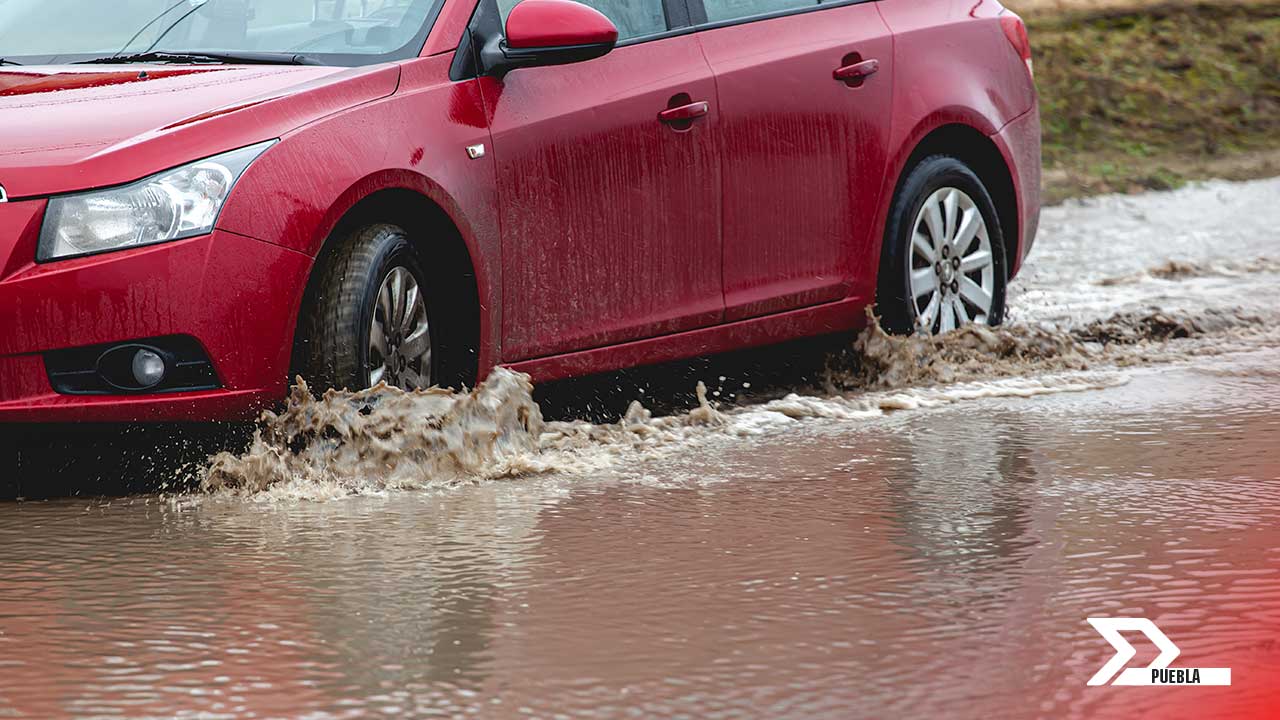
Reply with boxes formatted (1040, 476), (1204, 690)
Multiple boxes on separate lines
(1004, 1), (1280, 203)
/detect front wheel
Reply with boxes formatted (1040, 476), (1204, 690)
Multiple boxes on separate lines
(877, 156), (1008, 335)
(297, 223), (436, 392)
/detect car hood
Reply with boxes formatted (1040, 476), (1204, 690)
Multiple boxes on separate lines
(0, 64), (400, 199)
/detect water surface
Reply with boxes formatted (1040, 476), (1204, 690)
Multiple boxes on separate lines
(2, 179), (1280, 719)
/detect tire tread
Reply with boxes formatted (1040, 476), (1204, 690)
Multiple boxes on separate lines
(297, 224), (404, 392)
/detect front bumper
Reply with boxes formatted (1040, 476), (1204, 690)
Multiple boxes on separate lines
(0, 199), (311, 423)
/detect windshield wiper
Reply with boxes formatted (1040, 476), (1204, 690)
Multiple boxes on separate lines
(0, 58), (24, 66)
(75, 51), (320, 66)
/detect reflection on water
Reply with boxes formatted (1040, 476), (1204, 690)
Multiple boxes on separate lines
(2, 354), (1278, 719)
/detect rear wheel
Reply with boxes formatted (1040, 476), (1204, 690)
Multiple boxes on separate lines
(877, 156), (1007, 335)
(298, 223), (436, 392)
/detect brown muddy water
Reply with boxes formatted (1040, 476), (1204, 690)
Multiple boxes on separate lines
(3, 178), (1280, 719)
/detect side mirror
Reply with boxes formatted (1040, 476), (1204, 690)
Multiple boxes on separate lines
(480, 0), (619, 78)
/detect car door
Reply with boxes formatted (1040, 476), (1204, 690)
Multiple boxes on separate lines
(478, 0), (724, 362)
(690, 0), (894, 321)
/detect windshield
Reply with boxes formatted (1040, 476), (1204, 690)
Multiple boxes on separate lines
(0, 0), (443, 66)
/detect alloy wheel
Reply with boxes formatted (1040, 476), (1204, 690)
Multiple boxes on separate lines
(369, 266), (432, 390)
(908, 187), (997, 335)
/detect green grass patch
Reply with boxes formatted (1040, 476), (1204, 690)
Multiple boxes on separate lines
(1030, 3), (1280, 199)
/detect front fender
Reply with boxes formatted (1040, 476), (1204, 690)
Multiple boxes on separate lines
(214, 53), (501, 375)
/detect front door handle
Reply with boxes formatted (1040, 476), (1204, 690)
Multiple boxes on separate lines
(658, 101), (710, 125)
(834, 58), (880, 86)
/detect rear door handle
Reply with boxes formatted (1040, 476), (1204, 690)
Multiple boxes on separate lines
(834, 58), (880, 86)
(658, 101), (710, 124)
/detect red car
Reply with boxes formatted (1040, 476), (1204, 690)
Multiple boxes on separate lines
(0, 0), (1039, 424)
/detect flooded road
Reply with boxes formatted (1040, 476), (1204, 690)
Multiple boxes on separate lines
(2, 178), (1280, 718)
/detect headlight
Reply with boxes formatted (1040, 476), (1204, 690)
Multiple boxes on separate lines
(38, 140), (276, 262)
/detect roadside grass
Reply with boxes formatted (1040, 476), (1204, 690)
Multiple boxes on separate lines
(1026, 2), (1280, 202)
(1012, 0), (1268, 19)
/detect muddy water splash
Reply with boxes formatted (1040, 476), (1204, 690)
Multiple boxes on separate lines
(829, 313), (1090, 390)
(201, 305), (1269, 498)
(823, 307), (1267, 391)
(1071, 307), (1263, 344)
(203, 371), (547, 496)
(201, 374), (729, 497)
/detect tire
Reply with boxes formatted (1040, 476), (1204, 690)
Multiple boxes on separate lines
(876, 155), (1008, 336)
(297, 223), (438, 393)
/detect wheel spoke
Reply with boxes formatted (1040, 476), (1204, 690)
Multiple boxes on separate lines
(960, 249), (993, 273)
(400, 324), (431, 361)
(918, 292), (941, 334)
(939, 299), (956, 333)
(377, 283), (394, 328)
(391, 270), (406, 328)
(952, 207), (981, 256)
(370, 320), (389, 359)
(402, 283), (420, 334)
(951, 295), (970, 325)
(924, 199), (947, 251)
(943, 189), (960, 242)
(912, 232), (936, 263)
(911, 268), (937, 299)
(958, 276), (993, 313)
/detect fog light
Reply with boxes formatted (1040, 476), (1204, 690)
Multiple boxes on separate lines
(131, 349), (167, 388)
(47, 336), (219, 396)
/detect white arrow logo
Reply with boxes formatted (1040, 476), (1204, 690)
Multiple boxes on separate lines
(1087, 618), (1231, 686)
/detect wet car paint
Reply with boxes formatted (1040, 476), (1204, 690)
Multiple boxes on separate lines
(485, 35), (726, 360)
(700, 2), (895, 322)
(0, 65), (399, 198)
(0, 0), (1041, 423)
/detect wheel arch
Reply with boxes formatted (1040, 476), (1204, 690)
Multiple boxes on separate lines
(886, 120), (1020, 283)
(291, 177), (486, 389)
